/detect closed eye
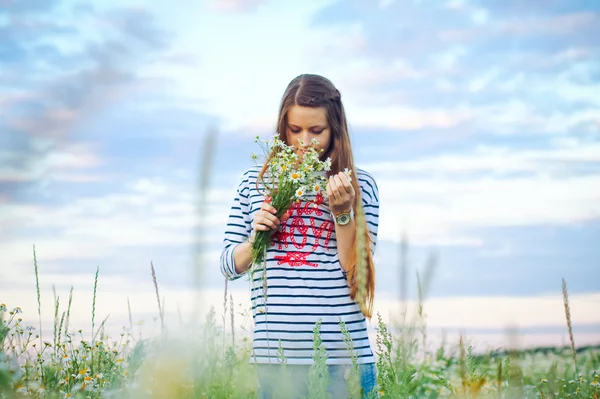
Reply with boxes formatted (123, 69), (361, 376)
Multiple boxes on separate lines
(289, 129), (325, 134)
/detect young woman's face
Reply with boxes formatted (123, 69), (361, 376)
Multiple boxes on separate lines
(285, 105), (332, 159)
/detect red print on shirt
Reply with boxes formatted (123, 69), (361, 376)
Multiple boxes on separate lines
(272, 194), (334, 267)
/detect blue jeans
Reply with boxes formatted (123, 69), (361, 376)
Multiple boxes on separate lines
(256, 362), (378, 399)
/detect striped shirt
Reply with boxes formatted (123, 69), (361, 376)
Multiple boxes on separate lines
(220, 165), (379, 365)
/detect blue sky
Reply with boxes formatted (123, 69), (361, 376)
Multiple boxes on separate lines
(1, 0), (599, 348)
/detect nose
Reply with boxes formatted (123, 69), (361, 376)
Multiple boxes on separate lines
(298, 131), (311, 147)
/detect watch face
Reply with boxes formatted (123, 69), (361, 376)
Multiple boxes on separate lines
(337, 213), (351, 225)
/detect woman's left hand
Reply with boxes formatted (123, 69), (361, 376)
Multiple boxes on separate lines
(326, 171), (355, 215)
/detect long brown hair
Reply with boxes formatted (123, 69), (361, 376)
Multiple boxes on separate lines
(257, 73), (375, 318)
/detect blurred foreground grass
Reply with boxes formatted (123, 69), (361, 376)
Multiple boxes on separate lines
(1, 247), (598, 399)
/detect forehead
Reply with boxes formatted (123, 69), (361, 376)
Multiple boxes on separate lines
(287, 105), (328, 126)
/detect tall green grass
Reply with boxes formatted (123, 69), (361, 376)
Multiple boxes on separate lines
(0, 246), (598, 398)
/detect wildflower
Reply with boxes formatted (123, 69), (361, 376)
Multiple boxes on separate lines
(84, 375), (93, 382)
(541, 378), (548, 383)
(290, 171), (303, 182)
(591, 380), (599, 387)
(343, 167), (353, 182)
(250, 135), (329, 264)
(0, 303), (6, 311)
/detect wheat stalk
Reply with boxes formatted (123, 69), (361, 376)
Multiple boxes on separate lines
(33, 245), (43, 352)
(562, 278), (578, 375)
(127, 296), (133, 332)
(64, 285), (73, 337)
(150, 261), (164, 335)
(355, 201), (368, 313)
(92, 265), (99, 344)
(230, 293), (235, 348)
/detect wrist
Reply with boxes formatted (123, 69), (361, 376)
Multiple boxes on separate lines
(247, 230), (256, 245)
(331, 207), (354, 226)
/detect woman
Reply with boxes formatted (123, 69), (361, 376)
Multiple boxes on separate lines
(220, 74), (380, 399)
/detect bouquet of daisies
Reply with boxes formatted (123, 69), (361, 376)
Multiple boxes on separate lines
(250, 135), (333, 265)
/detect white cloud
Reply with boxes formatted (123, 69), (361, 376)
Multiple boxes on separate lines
(0, 142), (104, 182)
(0, 176), (240, 269)
(377, 174), (600, 243)
(366, 142), (600, 174)
(365, 142), (600, 244)
(347, 105), (474, 130)
(210, 0), (265, 13)
(375, 291), (600, 329)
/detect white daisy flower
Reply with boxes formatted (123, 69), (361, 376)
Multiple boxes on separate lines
(289, 171), (303, 182)
(343, 167), (353, 182)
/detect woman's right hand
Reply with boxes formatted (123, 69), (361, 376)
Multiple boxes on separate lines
(235, 199), (289, 273)
(253, 199), (291, 234)
(253, 201), (282, 233)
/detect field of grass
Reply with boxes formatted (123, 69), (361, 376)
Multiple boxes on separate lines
(1, 247), (599, 399)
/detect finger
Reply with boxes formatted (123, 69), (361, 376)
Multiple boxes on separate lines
(261, 201), (277, 214)
(338, 172), (354, 195)
(256, 216), (278, 230)
(255, 223), (271, 232)
(261, 212), (281, 227)
(326, 178), (335, 200)
(329, 175), (340, 196)
(333, 175), (349, 195)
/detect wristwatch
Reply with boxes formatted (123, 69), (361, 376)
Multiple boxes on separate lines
(332, 208), (354, 226)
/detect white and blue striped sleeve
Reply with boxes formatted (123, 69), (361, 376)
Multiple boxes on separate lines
(358, 170), (380, 257)
(220, 171), (253, 281)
